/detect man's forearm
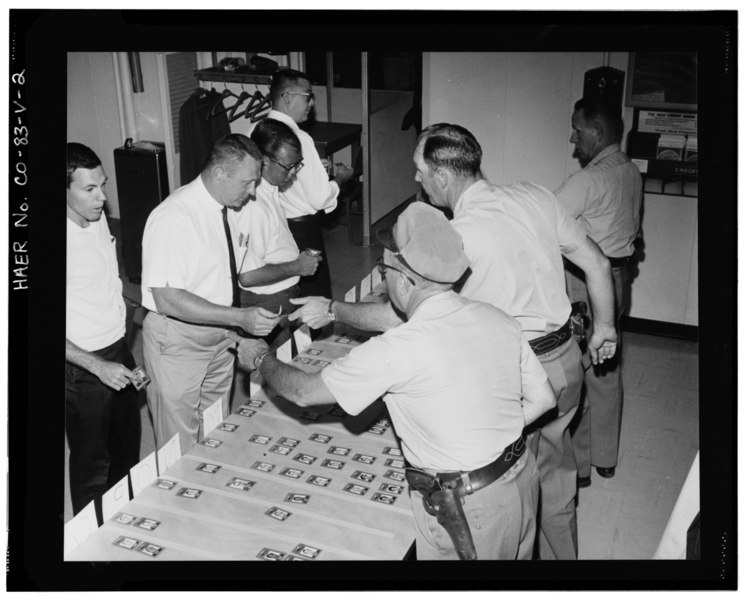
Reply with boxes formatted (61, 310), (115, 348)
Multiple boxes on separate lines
(584, 261), (615, 329)
(522, 380), (557, 426)
(564, 236), (615, 329)
(240, 262), (298, 288)
(152, 287), (239, 328)
(259, 355), (336, 407)
(66, 339), (103, 372)
(332, 300), (403, 332)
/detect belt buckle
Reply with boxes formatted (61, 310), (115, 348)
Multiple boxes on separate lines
(438, 471), (473, 495)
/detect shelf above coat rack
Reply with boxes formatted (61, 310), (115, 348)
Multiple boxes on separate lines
(194, 67), (273, 86)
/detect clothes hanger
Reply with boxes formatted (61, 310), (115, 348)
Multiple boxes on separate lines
(247, 86), (272, 123)
(228, 84), (252, 123)
(207, 82), (240, 120)
(249, 95), (272, 123)
(242, 84), (266, 120)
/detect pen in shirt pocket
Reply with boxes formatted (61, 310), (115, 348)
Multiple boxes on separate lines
(237, 232), (250, 274)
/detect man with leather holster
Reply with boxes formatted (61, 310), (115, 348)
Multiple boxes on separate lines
(228, 202), (557, 560)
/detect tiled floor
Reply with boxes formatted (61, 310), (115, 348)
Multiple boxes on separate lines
(575, 333), (699, 559)
(64, 219), (699, 560)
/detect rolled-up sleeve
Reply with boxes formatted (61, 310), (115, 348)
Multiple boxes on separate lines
(321, 336), (404, 416)
(142, 211), (193, 291)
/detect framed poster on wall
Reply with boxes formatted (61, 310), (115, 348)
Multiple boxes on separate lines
(626, 52), (697, 111)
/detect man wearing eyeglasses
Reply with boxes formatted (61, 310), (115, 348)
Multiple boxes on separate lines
(249, 69), (354, 298)
(234, 118), (322, 347)
(287, 123), (618, 561)
(227, 202), (557, 560)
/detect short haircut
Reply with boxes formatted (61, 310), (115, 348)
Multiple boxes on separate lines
(270, 68), (311, 104)
(574, 97), (624, 143)
(250, 118), (302, 158)
(67, 142), (101, 188)
(417, 123), (482, 178)
(203, 133), (263, 173)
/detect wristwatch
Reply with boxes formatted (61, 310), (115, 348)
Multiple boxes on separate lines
(254, 351), (270, 371)
(326, 299), (337, 322)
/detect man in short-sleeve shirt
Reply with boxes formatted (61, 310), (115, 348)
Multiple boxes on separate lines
(554, 98), (642, 485)
(287, 123), (618, 561)
(411, 124), (619, 561)
(248, 69), (353, 298)
(228, 202), (557, 560)
(236, 119), (321, 346)
(141, 134), (279, 454)
(66, 143), (140, 519)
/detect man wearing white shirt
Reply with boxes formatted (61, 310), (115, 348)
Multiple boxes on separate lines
(236, 118), (321, 346)
(228, 202), (557, 560)
(141, 134), (279, 454)
(554, 98), (642, 486)
(66, 143), (140, 519)
(287, 123), (619, 561)
(250, 69), (353, 297)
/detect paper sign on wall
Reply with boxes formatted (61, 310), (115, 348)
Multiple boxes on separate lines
(129, 451), (158, 496)
(64, 501), (98, 557)
(277, 339), (293, 363)
(360, 273), (372, 298)
(202, 397), (225, 437)
(344, 286), (357, 303)
(249, 370), (263, 396)
(157, 433), (182, 475)
(101, 475), (130, 521)
(370, 267), (386, 296)
(293, 324), (312, 353)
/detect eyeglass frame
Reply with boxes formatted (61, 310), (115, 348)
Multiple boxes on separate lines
(376, 256), (415, 286)
(268, 156), (304, 173)
(285, 91), (315, 101)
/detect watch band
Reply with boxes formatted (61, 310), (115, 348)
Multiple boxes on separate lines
(254, 351), (270, 371)
(327, 299), (337, 322)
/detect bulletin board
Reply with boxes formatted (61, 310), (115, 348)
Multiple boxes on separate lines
(625, 52), (697, 111)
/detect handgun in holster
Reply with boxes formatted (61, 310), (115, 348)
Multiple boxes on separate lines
(570, 300), (588, 343)
(406, 468), (477, 560)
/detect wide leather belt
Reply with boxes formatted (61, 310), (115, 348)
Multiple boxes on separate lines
(607, 255), (631, 268)
(529, 318), (573, 356)
(405, 436), (526, 496)
(287, 211), (323, 223)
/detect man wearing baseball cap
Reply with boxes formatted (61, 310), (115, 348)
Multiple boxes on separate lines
(228, 202), (556, 560)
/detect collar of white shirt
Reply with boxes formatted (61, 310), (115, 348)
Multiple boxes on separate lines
(266, 109), (299, 132)
(587, 143), (621, 168)
(454, 179), (491, 215)
(194, 173), (225, 213)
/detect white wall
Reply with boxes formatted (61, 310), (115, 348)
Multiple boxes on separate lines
(131, 52), (166, 144)
(632, 194), (698, 325)
(423, 51), (630, 190)
(422, 51), (697, 326)
(313, 87), (419, 223)
(67, 52), (124, 217)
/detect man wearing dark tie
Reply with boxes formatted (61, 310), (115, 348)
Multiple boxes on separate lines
(141, 134), (279, 453)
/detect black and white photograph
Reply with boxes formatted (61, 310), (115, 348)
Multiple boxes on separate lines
(4, 5), (737, 593)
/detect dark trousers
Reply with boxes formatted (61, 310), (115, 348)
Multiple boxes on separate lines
(239, 284), (300, 348)
(286, 212), (333, 299)
(567, 262), (631, 475)
(65, 337), (141, 520)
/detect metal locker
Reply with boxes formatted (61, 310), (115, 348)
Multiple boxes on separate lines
(113, 141), (169, 283)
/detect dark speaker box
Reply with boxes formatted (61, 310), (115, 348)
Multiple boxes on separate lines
(114, 142), (169, 283)
(583, 66), (625, 108)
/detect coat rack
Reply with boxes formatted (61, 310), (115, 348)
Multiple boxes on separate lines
(194, 67), (273, 86)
